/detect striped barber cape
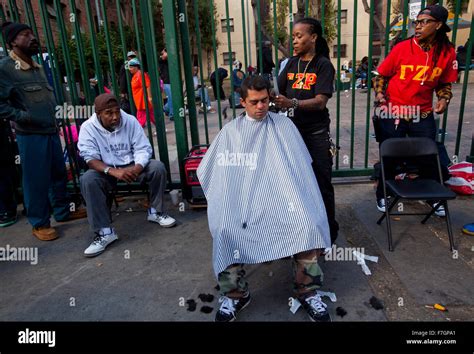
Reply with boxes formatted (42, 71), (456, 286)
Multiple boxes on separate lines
(197, 112), (331, 277)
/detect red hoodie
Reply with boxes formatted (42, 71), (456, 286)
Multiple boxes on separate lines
(377, 37), (457, 113)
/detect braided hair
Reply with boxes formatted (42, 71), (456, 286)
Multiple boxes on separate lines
(294, 17), (330, 59)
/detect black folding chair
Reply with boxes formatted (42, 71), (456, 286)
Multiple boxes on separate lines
(376, 137), (456, 252)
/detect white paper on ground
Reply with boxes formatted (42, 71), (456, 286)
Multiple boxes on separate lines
(352, 250), (374, 275)
(289, 297), (301, 314)
(316, 290), (337, 303)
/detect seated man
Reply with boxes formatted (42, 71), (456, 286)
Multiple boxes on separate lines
(192, 66), (216, 113)
(197, 76), (332, 322)
(78, 93), (176, 257)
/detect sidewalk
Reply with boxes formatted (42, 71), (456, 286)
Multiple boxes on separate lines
(1, 183), (472, 321)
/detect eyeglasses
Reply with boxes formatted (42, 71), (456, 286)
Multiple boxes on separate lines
(412, 19), (437, 27)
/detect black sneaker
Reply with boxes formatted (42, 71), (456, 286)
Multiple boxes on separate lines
(0, 213), (17, 228)
(299, 294), (331, 322)
(215, 292), (251, 322)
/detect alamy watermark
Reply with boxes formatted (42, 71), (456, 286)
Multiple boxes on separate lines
(375, 103), (421, 122)
(324, 245), (366, 262)
(216, 150), (258, 170)
(55, 103), (95, 120)
(0, 244), (38, 265)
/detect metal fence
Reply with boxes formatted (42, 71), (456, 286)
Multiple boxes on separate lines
(1, 0), (473, 197)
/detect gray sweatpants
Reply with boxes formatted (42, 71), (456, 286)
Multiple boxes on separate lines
(80, 160), (167, 231)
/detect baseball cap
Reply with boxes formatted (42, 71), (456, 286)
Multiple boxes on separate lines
(418, 5), (451, 33)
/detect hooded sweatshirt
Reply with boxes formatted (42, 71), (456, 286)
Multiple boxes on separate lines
(78, 109), (152, 168)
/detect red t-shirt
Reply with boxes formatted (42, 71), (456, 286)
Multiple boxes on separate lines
(377, 38), (457, 112)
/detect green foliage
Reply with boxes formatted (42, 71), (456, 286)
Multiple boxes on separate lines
(264, 0), (290, 47)
(186, 0), (219, 52)
(56, 25), (134, 78)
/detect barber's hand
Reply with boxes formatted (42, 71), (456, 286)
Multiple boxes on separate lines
(434, 98), (448, 114)
(274, 94), (292, 109)
(375, 92), (386, 104)
(110, 168), (137, 184)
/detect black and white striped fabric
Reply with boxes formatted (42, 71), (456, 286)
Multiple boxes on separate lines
(197, 112), (331, 277)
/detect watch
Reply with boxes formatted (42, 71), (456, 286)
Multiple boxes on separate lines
(291, 98), (299, 110)
(104, 166), (111, 175)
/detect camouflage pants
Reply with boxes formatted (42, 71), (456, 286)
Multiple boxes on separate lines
(217, 249), (323, 298)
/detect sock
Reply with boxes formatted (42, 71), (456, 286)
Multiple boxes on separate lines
(149, 207), (157, 215)
(99, 227), (112, 236)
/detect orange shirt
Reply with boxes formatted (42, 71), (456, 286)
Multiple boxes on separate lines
(131, 70), (152, 111)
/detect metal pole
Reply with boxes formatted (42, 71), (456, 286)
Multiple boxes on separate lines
(177, 0), (200, 144)
(115, 0), (135, 115)
(209, 0), (222, 129)
(22, 0), (44, 65)
(247, 0), (252, 67)
(38, 0), (64, 103)
(289, 0), (293, 55)
(84, 0), (105, 92)
(131, 0), (155, 155)
(364, 0), (375, 168)
(384, 0), (391, 57)
(163, 0), (190, 185)
(7, 0), (19, 22)
(350, 0), (358, 168)
(273, 0), (278, 74)
(193, 0), (210, 144)
(241, 0), (249, 73)
(68, 0), (92, 104)
(257, 0), (263, 74)
(335, 0), (341, 169)
(455, 15), (474, 157)
(99, 0), (119, 95)
(321, 0), (326, 36)
(142, 0), (171, 177)
(440, 0), (462, 144)
(401, 0), (409, 40)
(225, 0), (236, 119)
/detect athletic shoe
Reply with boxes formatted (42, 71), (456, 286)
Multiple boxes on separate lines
(299, 293), (331, 322)
(215, 292), (251, 322)
(84, 230), (118, 257)
(147, 212), (176, 228)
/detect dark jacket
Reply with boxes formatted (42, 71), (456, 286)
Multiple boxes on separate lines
(158, 59), (170, 84)
(210, 67), (228, 82)
(0, 118), (16, 164)
(119, 62), (129, 94)
(0, 55), (57, 135)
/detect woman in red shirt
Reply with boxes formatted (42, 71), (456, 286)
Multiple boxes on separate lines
(373, 5), (458, 215)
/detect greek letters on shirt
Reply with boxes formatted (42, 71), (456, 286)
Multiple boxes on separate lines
(398, 65), (443, 82)
(287, 72), (318, 90)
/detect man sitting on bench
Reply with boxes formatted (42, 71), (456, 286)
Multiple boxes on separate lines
(78, 93), (176, 257)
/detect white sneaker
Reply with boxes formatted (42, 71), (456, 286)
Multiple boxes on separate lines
(84, 230), (118, 257)
(147, 212), (177, 227)
(429, 202), (446, 217)
(377, 198), (386, 213)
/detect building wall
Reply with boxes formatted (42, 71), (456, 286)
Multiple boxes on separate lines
(200, 0), (257, 78)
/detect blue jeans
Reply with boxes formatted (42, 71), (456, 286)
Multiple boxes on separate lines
(16, 134), (71, 227)
(163, 84), (174, 118)
(198, 87), (211, 107)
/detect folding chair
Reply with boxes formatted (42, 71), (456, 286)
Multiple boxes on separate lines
(376, 137), (456, 252)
